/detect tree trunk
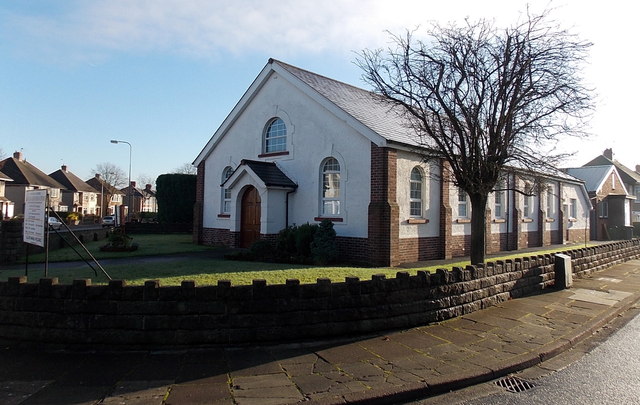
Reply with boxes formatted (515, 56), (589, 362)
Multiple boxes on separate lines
(469, 192), (488, 265)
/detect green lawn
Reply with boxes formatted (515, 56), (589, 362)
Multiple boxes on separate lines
(0, 234), (590, 286)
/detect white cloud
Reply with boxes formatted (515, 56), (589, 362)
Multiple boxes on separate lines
(3, 0), (558, 62)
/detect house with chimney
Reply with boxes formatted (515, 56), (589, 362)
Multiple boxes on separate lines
(193, 59), (591, 266)
(583, 149), (640, 224)
(49, 165), (99, 215)
(120, 182), (158, 220)
(0, 170), (14, 219)
(0, 151), (64, 215)
(565, 165), (633, 240)
(85, 174), (125, 217)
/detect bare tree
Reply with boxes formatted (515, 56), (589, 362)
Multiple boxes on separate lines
(91, 162), (127, 188)
(358, 10), (593, 264)
(137, 174), (156, 188)
(0, 148), (6, 160)
(172, 163), (197, 175)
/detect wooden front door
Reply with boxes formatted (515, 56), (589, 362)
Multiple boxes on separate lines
(240, 186), (261, 248)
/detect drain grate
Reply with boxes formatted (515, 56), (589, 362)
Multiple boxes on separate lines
(495, 376), (536, 393)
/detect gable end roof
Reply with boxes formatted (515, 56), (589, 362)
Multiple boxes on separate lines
(49, 169), (96, 192)
(0, 157), (64, 189)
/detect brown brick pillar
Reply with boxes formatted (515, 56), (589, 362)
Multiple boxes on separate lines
(440, 159), (453, 259)
(368, 143), (399, 266)
(193, 161), (205, 244)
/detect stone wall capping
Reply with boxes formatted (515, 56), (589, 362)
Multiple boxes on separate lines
(0, 239), (636, 347)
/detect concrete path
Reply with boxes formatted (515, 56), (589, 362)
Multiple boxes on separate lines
(1, 259), (639, 405)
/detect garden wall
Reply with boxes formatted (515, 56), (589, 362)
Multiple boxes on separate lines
(0, 240), (638, 348)
(0, 221), (110, 265)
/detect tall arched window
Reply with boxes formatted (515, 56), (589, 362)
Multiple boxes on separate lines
(263, 118), (287, 154)
(410, 167), (423, 217)
(221, 166), (233, 213)
(321, 157), (341, 216)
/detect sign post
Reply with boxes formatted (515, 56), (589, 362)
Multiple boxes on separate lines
(23, 189), (47, 276)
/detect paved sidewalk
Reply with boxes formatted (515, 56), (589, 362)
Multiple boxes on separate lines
(1, 259), (639, 405)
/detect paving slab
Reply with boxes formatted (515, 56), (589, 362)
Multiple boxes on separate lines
(1, 258), (639, 405)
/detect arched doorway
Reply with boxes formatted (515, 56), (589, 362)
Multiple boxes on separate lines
(240, 186), (261, 248)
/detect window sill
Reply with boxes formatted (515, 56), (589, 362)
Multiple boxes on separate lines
(407, 218), (429, 224)
(217, 214), (230, 218)
(522, 218), (533, 223)
(568, 218), (578, 222)
(493, 218), (506, 223)
(314, 217), (343, 222)
(456, 218), (471, 223)
(546, 218), (555, 222)
(258, 151), (289, 158)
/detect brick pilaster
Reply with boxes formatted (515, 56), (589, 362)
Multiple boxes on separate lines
(440, 159), (453, 259)
(368, 143), (399, 266)
(193, 161), (205, 244)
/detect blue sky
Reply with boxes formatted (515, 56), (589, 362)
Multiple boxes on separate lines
(1, 0), (637, 185)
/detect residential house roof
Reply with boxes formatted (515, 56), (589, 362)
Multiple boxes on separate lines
(49, 166), (96, 193)
(0, 154), (64, 189)
(583, 153), (640, 186)
(565, 165), (628, 195)
(0, 170), (13, 182)
(85, 175), (125, 195)
(141, 184), (156, 198)
(121, 183), (145, 198)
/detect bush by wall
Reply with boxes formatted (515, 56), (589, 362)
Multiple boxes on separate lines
(156, 174), (196, 224)
(0, 239), (637, 348)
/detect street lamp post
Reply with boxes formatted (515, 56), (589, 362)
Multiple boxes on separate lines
(110, 139), (132, 223)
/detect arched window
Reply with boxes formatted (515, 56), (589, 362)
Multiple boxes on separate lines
(263, 118), (287, 154)
(321, 158), (341, 216)
(221, 166), (233, 213)
(410, 167), (423, 217)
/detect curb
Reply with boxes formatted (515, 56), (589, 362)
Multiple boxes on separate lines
(307, 290), (640, 405)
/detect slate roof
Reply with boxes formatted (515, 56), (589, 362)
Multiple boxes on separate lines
(273, 60), (421, 148)
(85, 176), (125, 195)
(0, 157), (64, 188)
(565, 165), (626, 194)
(0, 170), (13, 182)
(584, 155), (640, 185)
(49, 167), (96, 193)
(237, 160), (297, 189)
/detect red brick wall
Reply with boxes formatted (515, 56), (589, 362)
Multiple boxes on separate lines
(202, 227), (237, 247)
(397, 237), (442, 263)
(368, 143), (400, 266)
(440, 160), (453, 259)
(193, 161), (206, 243)
(336, 236), (370, 265)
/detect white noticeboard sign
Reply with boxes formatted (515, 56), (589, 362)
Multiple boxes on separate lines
(24, 189), (47, 247)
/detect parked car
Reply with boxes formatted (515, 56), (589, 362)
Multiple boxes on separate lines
(47, 217), (62, 230)
(102, 216), (116, 227)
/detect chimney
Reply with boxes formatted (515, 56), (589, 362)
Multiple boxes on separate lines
(636, 165), (640, 174)
(145, 184), (152, 191)
(95, 173), (101, 179)
(603, 148), (613, 160)
(13, 151), (23, 161)
(130, 181), (136, 188)
(61, 165), (67, 172)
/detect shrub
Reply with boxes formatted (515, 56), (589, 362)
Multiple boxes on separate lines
(295, 223), (317, 259)
(311, 219), (338, 265)
(250, 239), (274, 260)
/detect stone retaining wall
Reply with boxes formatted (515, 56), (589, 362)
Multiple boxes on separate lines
(0, 221), (110, 264)
(0, 240), (638, 348)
